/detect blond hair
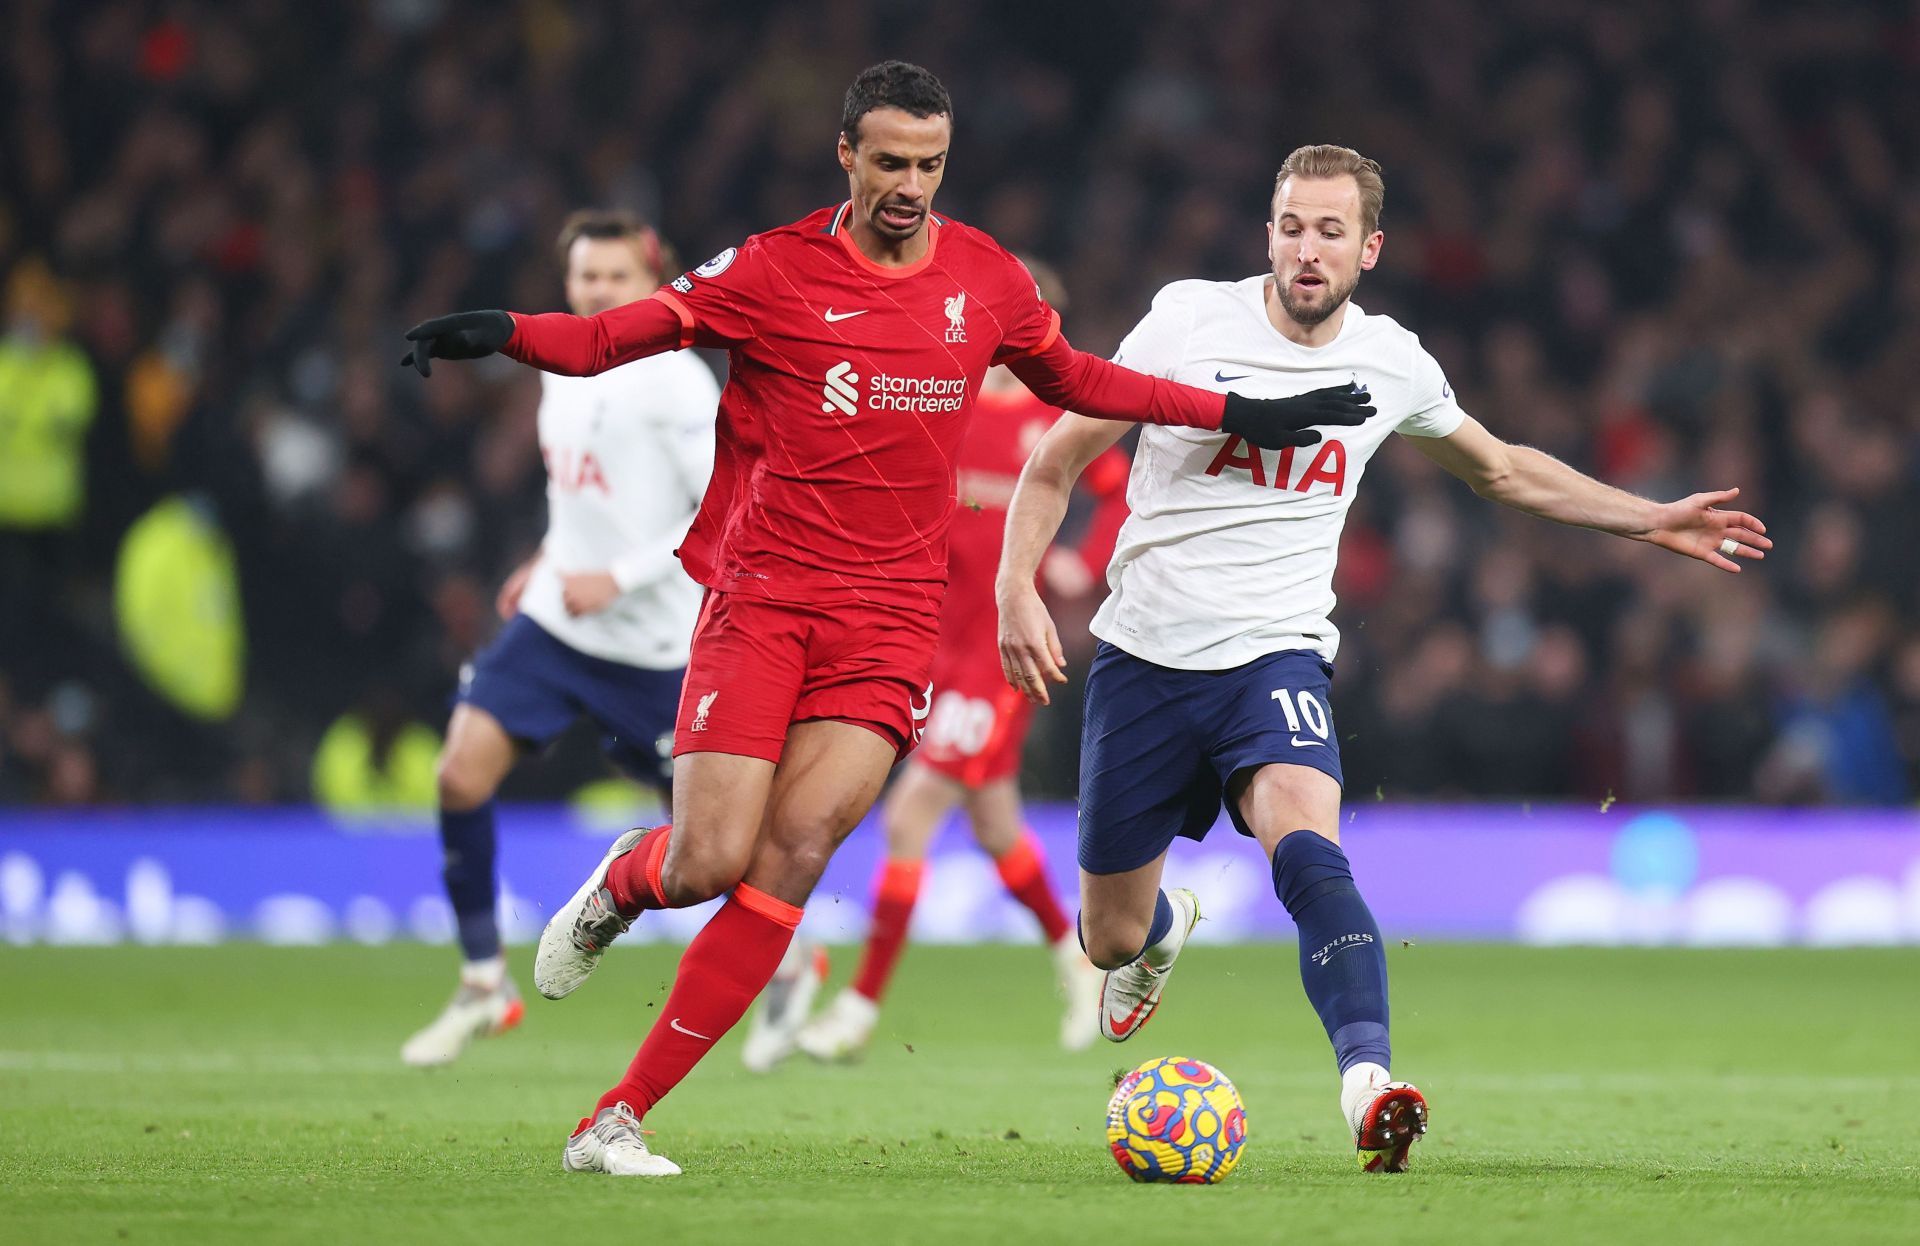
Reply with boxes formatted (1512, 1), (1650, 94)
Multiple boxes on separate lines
(1273, 145), (1385, 236)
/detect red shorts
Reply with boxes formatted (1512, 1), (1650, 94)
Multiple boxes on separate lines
(914, 649), (1036, 788)
(673, 590), (938, 764)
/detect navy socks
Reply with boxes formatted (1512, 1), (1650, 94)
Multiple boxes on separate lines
(1143, 889), (1174, 956)
(1271, 830), (1390, 1073)
(439, 802), (500, 961)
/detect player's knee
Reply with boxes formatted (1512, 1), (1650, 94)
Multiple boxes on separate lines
(658, 854), (742, 907)
(969, 816), (1020, 859)
(435, 751), (497, 812)
(774, 839), (837, 894)
(880, 810), (930, 860)
(1083, 922), (1149, 971)
(759, 818), (847, 896)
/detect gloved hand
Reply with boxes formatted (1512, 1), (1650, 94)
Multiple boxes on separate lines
(1221, 384), (1375, 448)
(400, 310), (516, 377)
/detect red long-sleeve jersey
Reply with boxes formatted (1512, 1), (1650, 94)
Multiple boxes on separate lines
(504, 202), (1222, 613)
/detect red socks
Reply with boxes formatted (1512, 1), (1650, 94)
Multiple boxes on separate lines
(850, 859), (924, 1004)
(849, 834), (1068, 1007)
(577, 831), (1069, 1131)
(996, 830), (1071, 944)
(606, 825), (674, 915)
(585, 883), (801, 1126)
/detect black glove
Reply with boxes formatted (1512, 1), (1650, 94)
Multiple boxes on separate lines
(400, 310), (516, 377)
(1220, 384), (1375, 448)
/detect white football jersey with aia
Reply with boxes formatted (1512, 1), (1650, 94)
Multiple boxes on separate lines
(1090, 276), (1467, 670)
(519, 349), (720, 669)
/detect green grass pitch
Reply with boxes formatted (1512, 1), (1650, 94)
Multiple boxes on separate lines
(3, 942), (1916, 1244)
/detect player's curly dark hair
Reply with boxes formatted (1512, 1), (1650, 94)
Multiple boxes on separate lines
(841, 60), (952, 147)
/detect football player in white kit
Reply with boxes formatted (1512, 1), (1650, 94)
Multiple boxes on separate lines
(402, 211), (720, 1066)
(996, 145), (1771, 1170)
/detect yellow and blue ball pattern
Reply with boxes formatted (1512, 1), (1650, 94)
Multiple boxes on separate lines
(1105, 1056), (1248, 1183)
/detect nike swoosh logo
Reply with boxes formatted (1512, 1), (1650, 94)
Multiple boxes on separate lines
(669, 1017), (713, 1041)
(824, 308), (868, 322)
(1214, 370), (1250, 383)
(1106, 993), (1155, 1036)
(1289, 736), (1318, 748)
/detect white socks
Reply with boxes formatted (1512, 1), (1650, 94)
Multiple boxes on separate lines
(461, 955), (507, 991)
(1340, 1060), (1390, 1130)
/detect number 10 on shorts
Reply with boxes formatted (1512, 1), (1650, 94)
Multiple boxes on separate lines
(1271, 687), (1330, 743)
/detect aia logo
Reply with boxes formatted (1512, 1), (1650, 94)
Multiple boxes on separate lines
(691, 690), (718, 732)
(822, 361), (859, 416)
(544, 446), (610, 494)
(943, 291), (967, 343)
(1204, 436), (1348, 495)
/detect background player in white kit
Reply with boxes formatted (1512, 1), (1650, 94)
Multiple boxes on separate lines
(997, 145), (1772, 1170)
(401, 211), (719, 1066)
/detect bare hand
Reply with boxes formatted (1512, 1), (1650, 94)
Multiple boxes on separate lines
(496, 557), (539, 620)
(998, 583), (1067, 705)
(1642, 487), (1773, 572)
(561, 570), (622, 616)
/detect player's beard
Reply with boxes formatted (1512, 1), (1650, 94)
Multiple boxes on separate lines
(1275, 270), (1359, 327)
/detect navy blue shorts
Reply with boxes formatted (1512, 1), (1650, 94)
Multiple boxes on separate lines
(1078, 642), (1343, 874)
(456, 615), (683, 792)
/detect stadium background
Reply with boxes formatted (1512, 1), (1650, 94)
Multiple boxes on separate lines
(2, 0), (1918, 950)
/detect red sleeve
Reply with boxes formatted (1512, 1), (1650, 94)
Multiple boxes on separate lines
(656, 242), (763, 347)
(502, 294), (688, 376)
(1006, 331), (1225, 430)
(502, 237), (766, 374)
(1072, 447), (1132, 576)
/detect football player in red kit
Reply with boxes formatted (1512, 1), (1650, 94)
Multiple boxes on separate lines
(741, 261), (1129, 1068)
(402, 61), (1374, 1177)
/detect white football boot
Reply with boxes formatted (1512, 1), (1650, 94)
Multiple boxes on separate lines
(534, 827), (648, 1000)
(795, 988), (879, 1062)
(1342, 1061), (1429, 1173)
(1052, 934), (1103, 1051)
(741, 939), (828, 1072)
(1098, 888), (1201, 1042)
(400, 961), (525, 1067)
(562, 1102), (681, 1177)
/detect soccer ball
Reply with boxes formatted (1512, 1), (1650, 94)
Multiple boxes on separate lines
(1105, 1056), (1247, 1183)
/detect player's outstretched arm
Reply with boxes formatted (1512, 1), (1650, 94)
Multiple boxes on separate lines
(402, 297), (686, 378)
(1005, 334), (1374, 449)
(996, 414), (1128, 705)
(1414, 416), (1773, 573)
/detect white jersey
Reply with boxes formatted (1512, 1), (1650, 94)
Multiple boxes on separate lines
(519, 350), (720, 669)
(1091, 276), (1466, 670)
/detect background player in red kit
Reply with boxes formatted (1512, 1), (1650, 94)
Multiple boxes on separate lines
(401, 61), (1374, 1177)
(744, 260), (1130, 1067)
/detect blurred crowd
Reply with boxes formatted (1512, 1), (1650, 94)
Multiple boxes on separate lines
(3, 0), (1917, 806)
